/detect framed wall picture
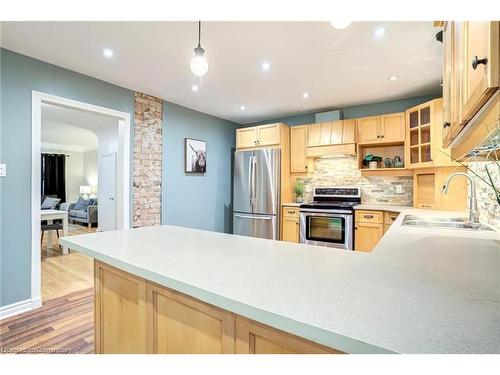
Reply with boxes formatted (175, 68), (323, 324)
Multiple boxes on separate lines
(185, 138), (207, 173)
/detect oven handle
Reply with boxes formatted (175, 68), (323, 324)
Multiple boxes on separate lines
(299, 208), (353, 215)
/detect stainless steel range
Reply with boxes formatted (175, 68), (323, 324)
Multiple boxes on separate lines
(299, 187), (361, 250)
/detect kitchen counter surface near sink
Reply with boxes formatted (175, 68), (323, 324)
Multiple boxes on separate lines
(61, 208), (499, 354)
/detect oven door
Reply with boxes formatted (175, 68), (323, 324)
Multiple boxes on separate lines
(299, 209), (353, 250)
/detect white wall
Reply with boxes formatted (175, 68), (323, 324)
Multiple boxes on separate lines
(83, 149), (98, 195)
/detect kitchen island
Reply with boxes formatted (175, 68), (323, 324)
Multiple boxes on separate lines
(60, 209), (500, 354)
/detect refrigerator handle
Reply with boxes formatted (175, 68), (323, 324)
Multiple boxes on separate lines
(248, 155), (253, 209)
(251, 156), (257, 208)
(234, 213), (273, 220)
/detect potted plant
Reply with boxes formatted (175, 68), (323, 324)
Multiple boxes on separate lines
(294, 181), (304, 203)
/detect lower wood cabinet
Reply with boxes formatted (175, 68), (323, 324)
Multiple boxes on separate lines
(147, 282), (235, 354)
(94, 260), (343, 354)
(354, 210), (384, 252)
(94, 261), (148, 354)
(282, 206), (300, 243)
(235, 317), (342, 354)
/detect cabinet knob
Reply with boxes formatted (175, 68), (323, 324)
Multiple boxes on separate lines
(443, 122), (451, 128)
(377, 135), (380, 138)
(380, 135), (384, 138)
(472, 56), (488, 70)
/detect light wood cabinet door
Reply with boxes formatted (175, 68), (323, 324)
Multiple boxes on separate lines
(330, 120), (343, 144)
(94, 261), (148, 354)
(381, 113), (405, 142)
(290, 126), (308, 173)
(342, 119), (357, 143)
(354, 222), (384, 252)
(282, 216), (299, 243)
(357, 116), (381, 144)
(236, 127), (258, 149)
(147, 282), (235, 354)
(257, 123), (281, 146)
(307, 124), (321, 147)
(235, 317), (341, 354)
(461, 21), (499, 124)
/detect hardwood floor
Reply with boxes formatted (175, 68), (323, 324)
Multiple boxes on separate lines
(0, 288), (94, 354)
(41, 224), (95, 301)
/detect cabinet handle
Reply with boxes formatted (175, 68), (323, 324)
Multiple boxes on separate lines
(355, 227), (358, 230)
(443, 122), (451, 128)
(377, 135), (380, 138)
(363, 215), (374, 219)
(472, 56), (488, 70)
(390, 216), (397, 221)
(287, 210), (295, 214)
(380, 134), (384, 138)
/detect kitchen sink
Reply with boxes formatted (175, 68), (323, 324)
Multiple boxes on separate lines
(401, 215), (494, 231)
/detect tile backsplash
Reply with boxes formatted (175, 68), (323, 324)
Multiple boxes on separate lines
(296, 157), (413, 205)
(468, 162), (500, 230)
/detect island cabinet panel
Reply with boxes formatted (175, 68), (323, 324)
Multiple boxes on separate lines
(146, 283), (235, 354)
(235, 317), (342, 354)
(94, 261), (148, 354)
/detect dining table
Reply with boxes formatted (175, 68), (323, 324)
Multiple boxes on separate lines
(41, 209), (69, 255)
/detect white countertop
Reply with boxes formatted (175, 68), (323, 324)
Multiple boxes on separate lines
(61, 208), (500, 354)
(282, 202), (301, 207)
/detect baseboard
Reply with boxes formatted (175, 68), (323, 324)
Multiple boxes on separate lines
(0, 297), (41, 320)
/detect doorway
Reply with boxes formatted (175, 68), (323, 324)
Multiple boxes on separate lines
(31, 91), (131, 307)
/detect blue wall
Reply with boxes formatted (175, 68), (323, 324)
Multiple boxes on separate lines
(248, 94), (441, 126)
(0, 49), (137, 307)
(162, 102), (238, 233)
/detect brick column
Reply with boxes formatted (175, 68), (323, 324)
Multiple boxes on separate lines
(133, 92), (163, 227)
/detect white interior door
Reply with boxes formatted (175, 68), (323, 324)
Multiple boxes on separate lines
(99, 153), (117, 231)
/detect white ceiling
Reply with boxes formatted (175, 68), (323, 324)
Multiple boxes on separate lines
(41, 103), (117, 151)
(2, 22), (442, 124)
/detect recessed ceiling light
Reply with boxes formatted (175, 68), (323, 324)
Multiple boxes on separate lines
(373, 27), (386, 39)
(388, 75), (399, 81)
(191, 85), (199, 92)
(240, 105), (246, 111)
(102, 48), (114, 58)
(302, 92), (310, 99)
(329, 20), (352, 30)
(261, 62), (271, 71)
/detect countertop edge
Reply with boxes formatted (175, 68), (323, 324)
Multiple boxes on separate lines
(62, 238), (395, 354)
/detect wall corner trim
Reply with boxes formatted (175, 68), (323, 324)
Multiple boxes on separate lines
(0, 297), (41, 320)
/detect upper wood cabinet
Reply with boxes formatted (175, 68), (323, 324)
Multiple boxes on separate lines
(405, 98), (455, 168)
(381, 113), (405, 142)
(236, 123), (286, 149)
(442, 21), (499, 147)
(461, 22), (499, 124)
(357, 113), (405, 144)
(290, 126), (308, 173)
(357, 116), (380, 144)
(342, 119), (357, 143)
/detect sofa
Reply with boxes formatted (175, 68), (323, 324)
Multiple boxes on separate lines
(62, 198), (98, 229)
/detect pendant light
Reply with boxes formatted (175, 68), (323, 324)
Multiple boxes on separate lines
(190, 21), (208, 77)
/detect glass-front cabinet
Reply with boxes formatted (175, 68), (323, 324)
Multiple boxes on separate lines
(406, 101), (435, 167)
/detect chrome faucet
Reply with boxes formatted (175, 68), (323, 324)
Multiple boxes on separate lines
(442, 172), (480, 227)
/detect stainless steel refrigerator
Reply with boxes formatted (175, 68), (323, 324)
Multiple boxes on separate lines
(233, 148), (280, 240)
